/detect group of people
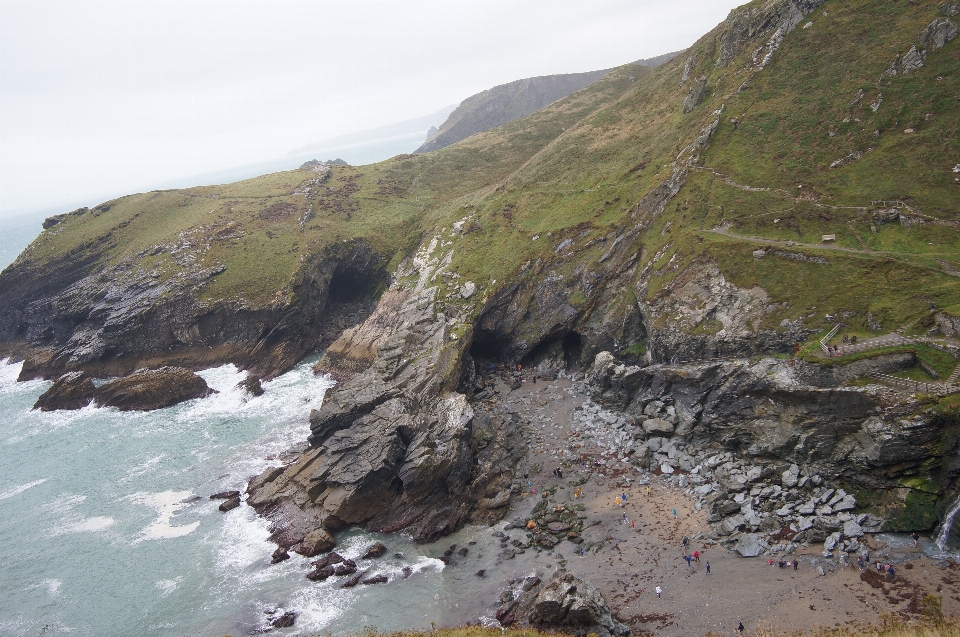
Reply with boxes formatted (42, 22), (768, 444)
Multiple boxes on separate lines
(768, 557), (799, 571)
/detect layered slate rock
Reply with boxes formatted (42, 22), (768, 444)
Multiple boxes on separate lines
(93, 367), (216, 411)
(33, 371), (95, 411)
(497, 572), (629, 637)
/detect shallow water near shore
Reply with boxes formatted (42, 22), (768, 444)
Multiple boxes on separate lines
(0, 358), (534, 637)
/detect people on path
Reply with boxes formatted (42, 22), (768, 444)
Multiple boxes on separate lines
(685, 555), (692, 567)
(876, 561), (883, 573)
(647, 486), (652, 496)
(682, 536), (689, 549)
(706, 561), (711, 574)
(631, 519), (636, 529)
(673, 508), (677, 518)
(693, 550), (700, 562)
(738, 621), (745, 634)
(615, 496), (622, 508)
(793, 559), (798, 571)
(887, 564), (896, 581)
(655, 585), (662, 598)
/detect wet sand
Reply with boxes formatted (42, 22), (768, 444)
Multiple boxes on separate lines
(471, 376), (960, 636)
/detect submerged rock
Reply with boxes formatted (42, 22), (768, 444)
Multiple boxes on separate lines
(271, 610), (297, 628)
(237, 374), (265, 397)
(361, 542), (388, 559)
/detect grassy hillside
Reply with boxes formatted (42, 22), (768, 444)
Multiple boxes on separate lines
(12, 0), (960, 342)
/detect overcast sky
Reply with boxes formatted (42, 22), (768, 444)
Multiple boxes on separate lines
(0, 0), (743, 220)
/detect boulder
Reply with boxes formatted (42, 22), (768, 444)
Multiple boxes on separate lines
(209, 490), (241, 500)
(94, 367), (216, 411)
(735, 533), (768, 557)
(32, 372), (95, 411)
(660, 463), (675, 474)
(362, 574), (388, 585)
(499, 548), (517, 560)
(306, 565), (336, 582)
(334, 563), (357, 576)
(513, 572), (629, 637)
(842, 520), (864, 538)
(781, 464), (800, 488)
(236, 374), (265, 397)
(271, 611), (297, 628)
(824, 531), (842, 551)
(219, 497), (241, 512)
(643, 418), (675, 436)
(271, 547), (290, 564)
(361, 542), (388, 559)
(296, 528), (336, 557)
(340, 571), (365, 588)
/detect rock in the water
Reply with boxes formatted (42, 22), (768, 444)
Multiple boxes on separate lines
(341, 571), (365, 588)
(362, 574), (388, 585)
(499, 548), (517, 560)
(458, 547), (469, 556)
(476, 569), (486, 577)
(271, 611), (297, 628)
(209, 490), (241, 500)
(306, 565), (336, 581)
(271, 547), (290, 564)
(32, 372), (95, 411)
(296, 528), (336, 557)
(735, 533), (767, 557)
(334, 563), (357, 576)
(219, 497), (241, 512)
(237, 374), (265, 397)
(361, 542), (388, 559)
(94, 367), (216, 411)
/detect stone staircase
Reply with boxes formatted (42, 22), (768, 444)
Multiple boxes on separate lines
(948, 361), (960, 386)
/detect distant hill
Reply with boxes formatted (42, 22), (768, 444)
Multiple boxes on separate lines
(414, 53), (679, 154)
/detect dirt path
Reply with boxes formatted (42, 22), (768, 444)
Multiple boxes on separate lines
(486, 377), (960, 636)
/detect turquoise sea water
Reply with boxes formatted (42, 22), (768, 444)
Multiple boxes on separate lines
(0, 359), (522, 637)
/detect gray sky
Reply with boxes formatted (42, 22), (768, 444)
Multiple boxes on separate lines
(0, 0), (743, 219)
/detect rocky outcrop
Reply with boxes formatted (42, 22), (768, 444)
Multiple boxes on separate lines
(415, 71), (611, 154)
(497, 572), (629, 637)
(92, 367), (215, 411)
(581, 351), (960, 542)
(236, 374), (264, 397)
(0, 239), (388, 382)
(32, 371), (95, 411)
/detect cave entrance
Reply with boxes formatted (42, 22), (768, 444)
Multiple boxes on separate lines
(469, 330), (511, 363)
(327, 262), (385, 304)
(519, 331), (584, 371)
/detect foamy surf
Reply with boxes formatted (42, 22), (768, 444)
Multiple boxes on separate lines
(128, 490), (201, 542)
(0, 477), (47, 500)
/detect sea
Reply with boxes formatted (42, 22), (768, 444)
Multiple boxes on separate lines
(0, 357), (535, 637)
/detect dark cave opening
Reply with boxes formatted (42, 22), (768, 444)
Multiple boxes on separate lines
(327, 263), (384, 304)
(469, 330), (511, 363)
(518, 330), (584, 370)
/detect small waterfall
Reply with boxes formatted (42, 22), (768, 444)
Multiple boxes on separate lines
(935, 492), (960, 551)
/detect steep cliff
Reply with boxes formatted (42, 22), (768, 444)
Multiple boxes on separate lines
(2, 0), (960, 544)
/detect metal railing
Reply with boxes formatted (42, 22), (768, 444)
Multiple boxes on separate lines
(820, 324), (841, 355)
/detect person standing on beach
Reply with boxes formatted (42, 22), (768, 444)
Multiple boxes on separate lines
(706, 561), (711, 574)
(685, 554), (692, 568)
(655, 585), (662, 598)
(912, 532), (920, 547)
(615, 496), (622, 508)
(673, 508), (677, 518)
(738, 621), (744, 634)
(693, 550), (700, 562)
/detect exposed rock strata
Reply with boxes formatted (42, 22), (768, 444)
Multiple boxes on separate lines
(0, 239), (387, 381)
(92, 367), (215, 411)
(32, 371), (95, 411)
(496, 572), (629, 637)
(582, 351), (960, 541)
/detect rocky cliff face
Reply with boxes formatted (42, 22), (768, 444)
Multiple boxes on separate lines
(0, 238), (387, 381)
(585, 351), (960, 539)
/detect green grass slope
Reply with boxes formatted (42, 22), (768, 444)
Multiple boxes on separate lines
(10, 0), (960, 345)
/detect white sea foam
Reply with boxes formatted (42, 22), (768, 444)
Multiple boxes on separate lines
(120, 455), (164, 483)
(56, 516), (115, 535)
(0, 478), (47, 501)
(28, 579), (62, 597)
(156, 578), (182, 597)
(128, 490), (201, 542)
